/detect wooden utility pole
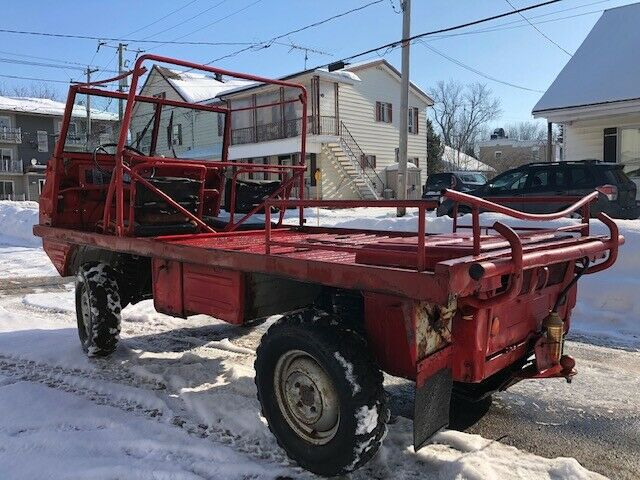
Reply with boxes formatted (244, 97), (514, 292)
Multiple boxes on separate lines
(85, 66), (99, 145)
(397, 0), (411, 217)
(118, 43), (128, 121)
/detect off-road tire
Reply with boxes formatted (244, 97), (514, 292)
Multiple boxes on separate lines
(254, 308), (389, 476)
(75, 262), (122, 357)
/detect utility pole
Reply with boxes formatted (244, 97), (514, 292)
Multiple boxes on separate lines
(85, 66), (99, 146)
(397, 0), (411, 217)
(118, 43), (128, 122)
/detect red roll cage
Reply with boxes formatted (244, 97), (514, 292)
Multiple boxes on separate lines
(51, 54), (309, 235)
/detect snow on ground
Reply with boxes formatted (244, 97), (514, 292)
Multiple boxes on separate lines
(0, 201), (57, 278)
(1, 199), (636, 477)
(0, 295), (604, 479)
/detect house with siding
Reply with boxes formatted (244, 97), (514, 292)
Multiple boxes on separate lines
(133, 60), (432, 200)
(532, 3), (640, 191)
(0, 96), (117, 201)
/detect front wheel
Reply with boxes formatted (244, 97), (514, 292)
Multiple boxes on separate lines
(75, 262), (122, 357)
(254, 309), (388, 476)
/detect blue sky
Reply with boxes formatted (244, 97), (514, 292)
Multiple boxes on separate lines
(0, 0), (636, 128)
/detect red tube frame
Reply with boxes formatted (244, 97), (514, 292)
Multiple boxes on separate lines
(89, 54), (309, 236)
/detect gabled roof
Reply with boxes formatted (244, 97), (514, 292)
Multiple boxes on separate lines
(442, 146), (495, 172)
(532, 3), (640, 115)
(151, 66), (253, 104)
(344, 59), (433, 105)
(217, 59), (433, 105)
(0, 95), (118, 120)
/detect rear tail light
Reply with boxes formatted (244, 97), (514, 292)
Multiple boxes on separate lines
(596, 184), (618, 201)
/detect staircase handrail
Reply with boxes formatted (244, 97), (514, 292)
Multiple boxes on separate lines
(339, 121), (384, 196)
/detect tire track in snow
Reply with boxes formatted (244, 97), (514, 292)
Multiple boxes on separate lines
(0, 355), (309, 478)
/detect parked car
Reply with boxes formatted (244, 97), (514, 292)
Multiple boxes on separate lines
(422, 172), (487, 203)
(436, 160), (640, 219)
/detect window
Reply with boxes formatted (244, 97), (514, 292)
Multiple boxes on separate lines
(603, 127), (617, 163)
(528, 167), (565, 191)
(494, 151), (502, 159)
(1, 148), (12, 162)
(0, 115), (11, 129)
(375, 102), (392, 123)
(568, 166), (594, 188)
(153, 92), (166, 99)
(168, 123), (183, 146)
(0, 180), (14, 199)
(361, 154), (376, 169)
(408, 107), (419, 134)
(620, 127), (640, 178)
(217, 115), (224, 137)
(38, 178), (46, 194)
(490, 170), (528, 192)
(37, 130), (48, 152)
(411, 157), (419, 168)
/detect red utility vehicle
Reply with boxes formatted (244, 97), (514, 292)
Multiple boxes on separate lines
(35, 55), (623, 476)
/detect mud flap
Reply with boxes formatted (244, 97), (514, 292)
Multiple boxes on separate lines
(413, 367), (453, 450)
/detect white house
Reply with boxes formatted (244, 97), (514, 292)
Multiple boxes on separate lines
(133, 60), (432, 200)
(532, 3), (640, 188)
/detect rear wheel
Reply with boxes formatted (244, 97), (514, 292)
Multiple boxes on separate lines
(75, 262), (122, 357)
(255, 309), (388, 476)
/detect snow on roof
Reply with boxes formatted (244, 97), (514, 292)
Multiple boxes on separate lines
(163, 69), (254, 104)
(442, 146), (495, 172)
(216, 68), (360, 98)
(533, 3), (640, 113)
(0, 95), (118, 121)
(385, 162), (419, 170)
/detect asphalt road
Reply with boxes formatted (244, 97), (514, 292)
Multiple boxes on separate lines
(385, 339), (640, 480)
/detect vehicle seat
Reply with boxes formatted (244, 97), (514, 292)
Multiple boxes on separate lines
(134, 176), (202, 237)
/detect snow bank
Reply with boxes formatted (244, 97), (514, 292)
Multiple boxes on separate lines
(0, 201), (56, 278)
(0, 200), (41, 247)
(3, 199), (639, 342)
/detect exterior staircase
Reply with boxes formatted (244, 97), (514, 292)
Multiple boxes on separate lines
(321, 122), (383, 200)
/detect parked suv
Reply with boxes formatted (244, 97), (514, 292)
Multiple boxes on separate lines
(422, 171), (488, 203)
(436, 160), (640, 219)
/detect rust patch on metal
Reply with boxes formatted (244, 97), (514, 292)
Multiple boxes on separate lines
(415, 295), (457, 360)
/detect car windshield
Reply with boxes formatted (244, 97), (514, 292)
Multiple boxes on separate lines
(490, 170), (528, 190)
(457, 173), (486, 184)
(425, 174), (452, 189)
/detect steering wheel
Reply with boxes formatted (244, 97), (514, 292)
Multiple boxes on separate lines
(92, 143), (146, 175)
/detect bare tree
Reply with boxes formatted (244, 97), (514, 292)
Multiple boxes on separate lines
(430, 80), (501, 168)
(10, 82), (60, 100)
(505, 121), (546, 141)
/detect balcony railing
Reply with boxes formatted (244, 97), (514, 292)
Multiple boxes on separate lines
(231, 116), (338, 145)
(0, 127), (22, 143)
(0, 159), (23, 173)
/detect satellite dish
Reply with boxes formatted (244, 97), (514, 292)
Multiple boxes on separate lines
(30, 158), (37, 166)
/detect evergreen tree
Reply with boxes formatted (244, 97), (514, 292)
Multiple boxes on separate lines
(426, 118), (444, 175)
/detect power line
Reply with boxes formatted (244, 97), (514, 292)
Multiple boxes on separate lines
(139, 0), (228, 41)
(0, 73), (71, 85)
(0, 27), (259, 46)
(127, 0), (201, 36)
(204, 0), (385, 65)
(0, 49), (96, 68)
(429, 2), (609, 41)
(0, 56), (118, 74)
(418, 40), (543, 93)
(504, 0), (572, 56)
(331, 0), (564, 66)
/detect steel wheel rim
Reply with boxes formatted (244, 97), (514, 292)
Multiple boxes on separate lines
(274, 350), (340, 445)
